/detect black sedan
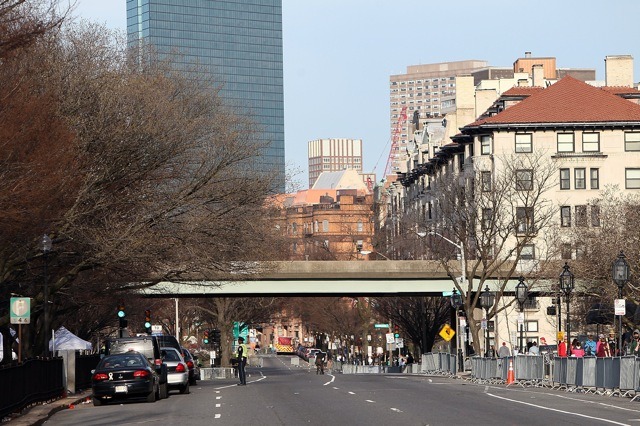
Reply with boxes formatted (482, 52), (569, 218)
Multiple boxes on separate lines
(91, 352), (160, 406)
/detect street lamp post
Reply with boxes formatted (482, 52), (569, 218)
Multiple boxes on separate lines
(41, 234), (52, 357)
(450, 289), (463, 370)
(515, 277), (528, 355)
(559, 263), (575, 356)
(479, 285), (495, 357)
(613, 251), (630, 355)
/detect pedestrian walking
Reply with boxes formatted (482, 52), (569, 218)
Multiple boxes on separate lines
(315, 352), (325, 375)
(237, 337), (248, 385)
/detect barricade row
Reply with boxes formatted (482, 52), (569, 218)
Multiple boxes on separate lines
(471, 355), (640, 397)
(421, 352), (457, 377)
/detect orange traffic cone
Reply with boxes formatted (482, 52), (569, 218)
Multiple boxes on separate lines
(506, 359), (515, 385)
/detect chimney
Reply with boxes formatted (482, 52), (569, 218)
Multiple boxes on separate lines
(605, 55), (634, 87)
(525, 51), (532, 58)
(532, 64), (544, 87)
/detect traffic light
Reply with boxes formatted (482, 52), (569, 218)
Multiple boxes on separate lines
(212, 329), (221, 345)
(203, 329), (210, 345)
(117, 303), (127, 329)
(394, 324), (400, 338)
(144, 309), (152, 334)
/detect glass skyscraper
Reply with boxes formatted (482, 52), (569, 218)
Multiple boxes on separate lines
(126, 0), (285, 191)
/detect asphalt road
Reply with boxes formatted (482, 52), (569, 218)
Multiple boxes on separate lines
(46, 355), (640, 425)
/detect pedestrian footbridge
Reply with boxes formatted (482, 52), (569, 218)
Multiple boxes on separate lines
(138, 261), (522, 297)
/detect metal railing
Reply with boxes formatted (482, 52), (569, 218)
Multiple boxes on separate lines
(0, 358), (64, 420)
(421, 352), (457, 377)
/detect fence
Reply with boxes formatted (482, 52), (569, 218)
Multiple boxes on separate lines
(471, 355), (640, 397)
(421, 352), (457, 376)
(0, 358), (64, 420)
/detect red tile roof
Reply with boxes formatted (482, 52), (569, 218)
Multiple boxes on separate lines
(501, 86), (544, 97)
(466, 76), (640, 127)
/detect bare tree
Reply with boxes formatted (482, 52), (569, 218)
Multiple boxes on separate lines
(424, 151), (559, 354)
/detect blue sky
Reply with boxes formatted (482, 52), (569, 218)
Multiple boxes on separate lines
(72, 1), (640, 189)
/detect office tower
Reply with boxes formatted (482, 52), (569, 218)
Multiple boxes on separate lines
(127, 0), (285, 191)
(308, 138), (363, 188)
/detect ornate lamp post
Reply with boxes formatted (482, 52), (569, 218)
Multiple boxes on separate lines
(450, 289), (464, 370)
(613, 251), (630, 355)
(479, 285), (495, 357)
(515, 277), (528, 354)
(41, 234), (52, 357)
(559, 263), (575, 356)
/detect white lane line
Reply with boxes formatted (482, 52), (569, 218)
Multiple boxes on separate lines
(390, 408), (403, 413)
(486, 392), (630, 426)
(348, 391), (355, 395)
(366, 400), (375, 403)
(323, 374), (336, 386)
(216, 403), (221, 408)
(216, 396), (222, 399)
(333, 386), (340, 390)
(214, 414), (221, 419)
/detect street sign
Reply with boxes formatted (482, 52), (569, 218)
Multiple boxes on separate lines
(374, 323), (390, 328)
(441, 291), (453, 297)
(439, 324), (455, 342)
(385, 333), (395, 344)
(459, 318), (466, 327)
(10, 297), (30, 324)
(396, 338), (404, 348)
(615, 299), (626, 316)
(151, 324), (162, 333)
(518, 312), (524, 326)
(481, 319), (487, 330)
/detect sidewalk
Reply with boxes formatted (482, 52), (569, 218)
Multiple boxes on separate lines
(7, 390), (92, 426)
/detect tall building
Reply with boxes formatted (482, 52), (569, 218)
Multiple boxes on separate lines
(308, 138), (363, 188)
(389, 60), (488, 175)
(126, 0), (285, 191)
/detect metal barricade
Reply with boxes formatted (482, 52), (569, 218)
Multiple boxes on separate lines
(619, 356), (636, 396)
(580, 356), (597, 392)
(552, 357), (567, 390)
(566, 357), (578, 389)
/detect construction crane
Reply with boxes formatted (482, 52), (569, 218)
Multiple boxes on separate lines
(383, 106), (408, 179)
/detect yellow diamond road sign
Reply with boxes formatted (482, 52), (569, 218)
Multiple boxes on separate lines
(439, 324), (455, 342)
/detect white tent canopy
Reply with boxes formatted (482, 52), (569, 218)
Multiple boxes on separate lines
(49, 326), (92, 351)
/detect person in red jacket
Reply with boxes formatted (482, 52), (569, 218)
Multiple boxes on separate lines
(558, 336), (568, 357)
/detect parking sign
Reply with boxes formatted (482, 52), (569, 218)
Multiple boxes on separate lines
(10, 297), (30, 324)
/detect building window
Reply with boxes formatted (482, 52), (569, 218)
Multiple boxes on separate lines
(561, 243), (572, 260)
(515, 133), (532, 153)
(626, 169), (640, 189)
(516, 169), (533, 191)
(574, 168), (586, 189)
(322, 220), (329, 232)
(557, 133), (575, 153)
(561, 206), (571, 227)
(590, 169), (599, 189)
(323, 240), (329, 249)
(516, 207), (534, 234)
(625, 132), (640, 151)
(560, 169), (570, 190)
(521, 244), (535, 259)
(481, 171), (492, 192)
(314, 221), (319, 232)
(582, 132), (600, 152)
(591, 205), (601, 227)
(357, 221), (363, 232)
(482, 208), (493, 230)
(480, 135), (492, 155)
(292, 223), (297, 235)
(575, 205), (587, 227)
(525, 321), (539, 332)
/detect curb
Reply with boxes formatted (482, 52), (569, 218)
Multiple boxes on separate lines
(9, 391), (92, 426)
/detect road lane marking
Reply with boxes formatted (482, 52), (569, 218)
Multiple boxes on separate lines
(216, 396), (222, 399)
(390, 408), (403, 413)
(486, 392), (630, 425)
(323, 374), (335, 386)
(215, 414), (221, 419)
(366, 400), (375, 403)
(332, 386), (340, 390)
(216, 403), (221, 408)
(348, 391), (355, 395)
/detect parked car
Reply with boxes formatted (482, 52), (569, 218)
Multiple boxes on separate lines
(161, 347), (190, 394)
(181, 347), (200, 385)
(105, 336), (168, 399)
(91, 352), (160, 406)
(155, 334), (182, 353)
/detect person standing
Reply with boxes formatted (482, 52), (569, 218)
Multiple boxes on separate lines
(528, 341), (540, 355)
(596, 334), (612, 357)
(237, 337), (248, 385)
(607, 331), (618, 356)
(583, 333), (597, 357)
(498, 342), (511, 358)
(558, 336), (568, 357)
(572, 339), (585, 357)
(627, 329), (640, 356)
